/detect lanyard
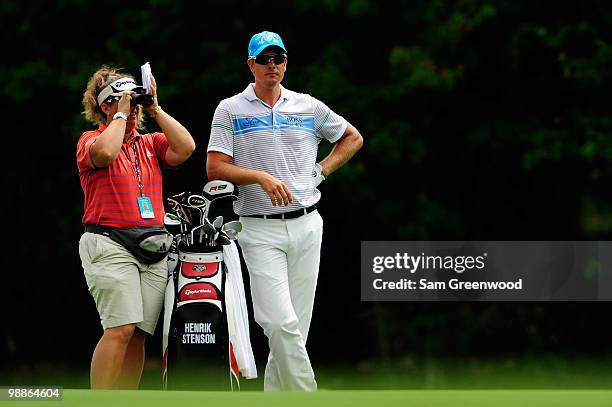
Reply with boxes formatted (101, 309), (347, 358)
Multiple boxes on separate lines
(125, 140), (146, 197)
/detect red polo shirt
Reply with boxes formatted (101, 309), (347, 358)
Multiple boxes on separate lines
(76, 124), (172, 227)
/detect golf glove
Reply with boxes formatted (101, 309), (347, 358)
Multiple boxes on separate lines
(313, 162), (326, 187)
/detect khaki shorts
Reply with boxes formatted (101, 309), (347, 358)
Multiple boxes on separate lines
(78, 232), (167, 335)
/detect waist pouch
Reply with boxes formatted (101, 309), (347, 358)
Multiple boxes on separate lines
(87, 225), (174, 264)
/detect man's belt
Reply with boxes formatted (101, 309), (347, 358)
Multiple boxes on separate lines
(245, 204), (317, 220)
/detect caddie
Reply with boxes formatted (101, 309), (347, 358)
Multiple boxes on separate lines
(77, 65), (195, 389)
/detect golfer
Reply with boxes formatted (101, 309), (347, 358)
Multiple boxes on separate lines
(207, 31), (363, 391)
(77, 66), (195, 389)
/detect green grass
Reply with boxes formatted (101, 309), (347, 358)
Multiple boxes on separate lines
(4, 357), (612, 406)
(5, 356), (612, 390)
(4, 390), (612, 407)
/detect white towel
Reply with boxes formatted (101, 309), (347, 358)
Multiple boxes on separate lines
(223, 241), (258, 379)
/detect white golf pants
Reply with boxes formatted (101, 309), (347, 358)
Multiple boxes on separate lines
(238, 210), (323, 391)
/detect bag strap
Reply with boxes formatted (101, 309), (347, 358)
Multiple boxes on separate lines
(84, 224), (115, 235)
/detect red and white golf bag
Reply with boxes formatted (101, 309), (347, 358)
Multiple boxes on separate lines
(162, 240), (257, 390)
(162, 182), (257, 390)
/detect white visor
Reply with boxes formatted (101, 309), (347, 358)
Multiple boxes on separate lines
(97, 77), (144, 106)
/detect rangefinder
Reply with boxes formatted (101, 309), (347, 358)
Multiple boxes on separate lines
(131, 93), (154, 106)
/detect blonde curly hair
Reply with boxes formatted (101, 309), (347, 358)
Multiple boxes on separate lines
(81, 65), (144, 127)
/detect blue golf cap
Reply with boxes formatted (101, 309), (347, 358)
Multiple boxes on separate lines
(248, 31), (287, 57)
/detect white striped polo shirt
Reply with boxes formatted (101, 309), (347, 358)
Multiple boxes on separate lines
(208, 84), (347, 216)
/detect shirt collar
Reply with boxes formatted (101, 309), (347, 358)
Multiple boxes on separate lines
(97, 123), (140, 143)
(242, 83), (290, 104)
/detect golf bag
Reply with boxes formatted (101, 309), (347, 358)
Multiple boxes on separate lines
(162, 244), (238, 390)
(162, 181), (256, 391)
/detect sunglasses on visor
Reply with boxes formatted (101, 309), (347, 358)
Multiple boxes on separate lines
(252, 53), (287, 65)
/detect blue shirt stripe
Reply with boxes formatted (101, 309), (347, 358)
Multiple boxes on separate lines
(233, 114), (315, 137)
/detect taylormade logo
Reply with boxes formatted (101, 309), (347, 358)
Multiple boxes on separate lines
(184, 288), (212, 296)
(113, 79), (136, 89)
(373, 253), (487, 274)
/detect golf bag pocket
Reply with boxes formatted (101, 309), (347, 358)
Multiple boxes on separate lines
(179, 282), (222, 310)
(181, 260), (219, 279)
(167, 300), (230, 390)
(177, 250), (223, 308)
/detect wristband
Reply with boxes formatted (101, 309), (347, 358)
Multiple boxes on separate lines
(151, 105), (162, 118)
(112, 112), (128, 121)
